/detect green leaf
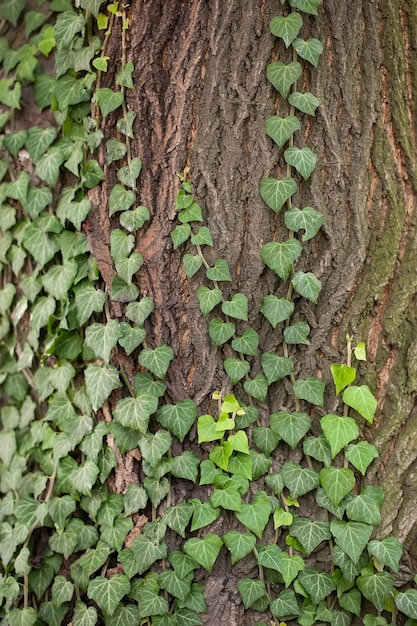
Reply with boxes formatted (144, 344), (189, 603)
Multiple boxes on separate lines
(159, 570), (193, 601)
(237, 578), (268, 610)
(162, 503), (193, 538)
(211, 486), (242, 512)
(190, 226), (213, 246)
(117, 110), (136, 138)
(138, 345), (174, 379)
(87, 575), (130, 616)
(112, 278), (140, 303)
(197, 414), (223, 443)
(231, 328), (259, 355)
(346, 441), (379, 475)
(85, 364), (121, 411)
(85, 321), (123, 364)
(261, 295), (294, 328)
(270, 12), (303, 47)
(95, 88), (124, 118)
(171, 223), (191, 248)
(266, 61), (302, 98)
(114, 394), (158, 433)
(252, 427), (280, 455)
(243, 374), (268, 402)
(235, 493), (272, 538)
(7, 608), (37, 626)
(265, 115), (301, 148)
(208, 318), (235, 347)
(106, 138), (127, 164)
(298, 568), (336, 604)
(171, 451), (200, 482)
(284, 206), (324, 241)
(368, 537), (402, 572)
(223, 531), (256, 564)
(184, 535), (223, 572)
(144, 477), (170, 507)
(261, 353), (294, 384)
(48, 496), (77, 531)
(345, 485), (384, 525)
(290, 517), (331, 555)
(273, 508), (293, 529)
(330, 519), (373, 564)
(342, 385), (377, 423)
(293, 376), (325, 406)
(320, 467), (355, 506)
(36, 148), (65, 187)
(270, 589), (300, 619)
(49, 528), (78, 559)
(157, 400), (198, 442)
(178, 201), (203, 223)
(303, 435), (332, 466)
(4, 130), (27, 157)
(206, 258), (232, 282)
(222, 293), (248, 320)
(292, 270), (322, 303)
(283, 321), (311, 345)
(321, 413), (359, 458)
(354, 341), (367, 361)
(139, 430), (172, 467)
(118, 322), (146, 355)
(0, 0), (26, 26)
(55, 10), (86, 48)
(114, 253), (143, 284)
(41, 259), (77, 300)
(74, 283), (106, 326)
(108, 184), (136, 216)
(289, 0), (322, 15)
(281, 462), (319, 498)
(288, 91), (321, 115)
(119, 205), (150, 231)
(292, 37), (324, 67)
(395, 589), (417, 619)
(210, 440), (233, 471)
(259, 177), (297, 213)
(331, 364), (357, 395)
(270, 411), (311, 450)
(72, 601), (98, 626)
(196, 286), (222, 316)
(125, 297), (154, 326)
(263, 239), (302, 281)
(357, 572), (394, 611)
(224, 357), (250, 384)
(69, 460), (100, 496)
(116, 157), (142, 189)
(183, 254), (203, 277)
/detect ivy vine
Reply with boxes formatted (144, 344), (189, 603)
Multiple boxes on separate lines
(1, 1), (417, 626)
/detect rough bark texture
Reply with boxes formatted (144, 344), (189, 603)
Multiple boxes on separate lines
(87, 0), (417, 622)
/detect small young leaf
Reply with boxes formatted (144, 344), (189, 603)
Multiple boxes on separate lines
(266, 61), (302, 98)
(284, 206), (324, 241)
(260, 177), (297, 213)
(265, 115), (301, 148)
(331, 364), (357, 395)
(342, 385), (377, 423)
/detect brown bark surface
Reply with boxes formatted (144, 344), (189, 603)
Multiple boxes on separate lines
(86, 0), (417, 622)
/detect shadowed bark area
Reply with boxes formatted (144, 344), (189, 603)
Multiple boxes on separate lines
(88, 0), (417, 621)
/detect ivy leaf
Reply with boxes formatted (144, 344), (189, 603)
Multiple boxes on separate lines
(171, 223), (191, 249)
(68, 461), (100, 496)
(259, 177), (297, 213)
(231, 329), (259, 356)
(125, 297), (154, 326)
(112, 278), (140, 302)
(298, 569), (336, 605)
(74, 283), (106, 327)
(320, 467), (355, 507)
(261, 353), (294, 384)
(178, 201), (203, 224)
(211, 486), (242, 512)
(284, 321), (310, 345)
(85, 364), (121, 411)
(108, 184), (136, 216)
(222, 293), (248, 321)
(206, 258), (232, 282)
(281, 462), (319, 498)
(293, 376), (325, 406)
(270, 589), (300, 619)
(171, 451), (200, 483)
(72, 601), (98, 626)
(196, 287), (222, 316)
(289, 0), (322, 15)
(87, 575), (130, 616)
(210, 440), (233, 471)
(118, 322), (146, 355)
(270, 411), (311, 449)
(342, 385), (377, 423)
(243, 374), (268, 402)
(321, 413), (359, 458)
(368, 537), (402, 572)
(266, 61), (302, 98)
(156, 400), (198, 442)
(197, 414), (223, 444)
(330, 519), (373, 564)
(144, 477), (170, 507)
(119, 206), (150, 232)
(284, 206), (324, 241)
(159, 570), (193, 601)
(184, 535), (223, 572)
(303, 435), (332, 467)
(292, 37), (324, 67)
(183, 254), (203, 277)
(261, 239), (302, 280)
(162, 503), (193, 538)
(346, 441), (379, 475)
(7, 608), (37, 626)
(95, 88), (124, 118)
(138, 345), (174, 379)
(3, 130), (27, 157)
(261, 295), (294, 328)
(223, 531), (256, 564)
(36, 148), (65, 187)
(330, 364), (357, 395)
(117, 157), (142, 189)
(208, 318), (235, 347)
(357, 572), (394, 611)
(265, 115), (301, 148)
(252, 427), (280, 456)
(237, 579), (268, 610)
(345, 486), (384, 525)
(290, 517), (331, 555)
(270, 12), (303, 47)
(113, 394), (158, 434)
(55, 11), (86, 48)
(224, 357), (250, 384)
(139, 430), (172, 467)
(235, 494), (272, 538)
(85, 321), (123, 364)
(191, 226), (213, 246)
(395, 589), (417, 619)
(288, 91), (321, 115)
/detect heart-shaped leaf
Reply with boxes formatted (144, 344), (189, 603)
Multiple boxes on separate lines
(224, 357), (250, 384)
(320, 467), (355, 506)
(243, 374), (268, 402)
(138, 345), (174, 379)
(288, 91), (321, 115)
(87, 575), (130, 615)
(291, 271), (322, 303)
(260, 177), (297, 213)
(357, 572), (394, 611)
(261, 353), (294, 384)
(222, 293), (248, 321)
(293, 376), (325, 406)
(321, 413), (359, 458)
(265, 115), (301, 148)
(284, 206), (324, 241)
(223, 531), (256, 565)
(346, 442), (379, 476)
(284, 146), (317, 180)
(368, 537), (402, 572)
(283, 321), (310, 345)
(261, 296), (294, 327)
(342, 385), (377, 423)
(183, 254), (203, 278)
(261, 239), (302, 280)
(281, 462), (319, 498)
(184, 535), (223, 572)
(289, 0), (322, 16)
(292, 37), (324, 67)
(125, 297), (154, 326)
(114, 394), (158, 433)
(266, 61), (302, 98)
(119, 206), (150, 232)
(208, 318), (235, 347)
(95, 88), (124, 118)
(290, 517), (331, 555)
(206, 258), (232, 282)
(235, 494), (272, 538)
(117, 157), (142, 189)
(270, 12), (303, 47)
(270, 411), (311, 449)
(197, 286), (222, 316)
(231, 329), (259, 356)
(156, 400), (198, 442)
(298, 569), (336, 604)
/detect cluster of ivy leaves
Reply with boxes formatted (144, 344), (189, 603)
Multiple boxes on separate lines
(2, 0), (417, 625)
